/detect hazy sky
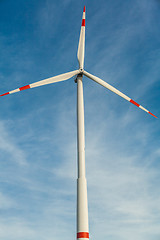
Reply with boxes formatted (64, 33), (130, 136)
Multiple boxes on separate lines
(0, 0), (160, 240)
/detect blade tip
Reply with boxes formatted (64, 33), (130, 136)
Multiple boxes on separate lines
(0, 92), (9, 97)
(83, 6), (86, 12)
(148, 111), (157, 118)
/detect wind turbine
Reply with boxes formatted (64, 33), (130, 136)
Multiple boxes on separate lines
(0, 6), (157, 240)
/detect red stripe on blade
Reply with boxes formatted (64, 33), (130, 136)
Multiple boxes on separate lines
(130, 99), (140, 107)
(19, 85), (30, 91)
(148, 111), (157, 118)
(77, 232), (89, 239)
(82, 19), (85, 26)
(0, 92), (9, 97)
(83, 6), (86, 12)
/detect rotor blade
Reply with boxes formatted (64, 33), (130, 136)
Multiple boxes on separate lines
(83, 70), (157, 118)
(0, 70), (80, 97)
(77, 6), (85, 69)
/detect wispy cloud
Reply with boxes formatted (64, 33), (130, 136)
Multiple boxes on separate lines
(0, 121), (27, 166)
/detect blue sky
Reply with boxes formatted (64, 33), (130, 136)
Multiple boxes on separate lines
(0, 0), (160, 239)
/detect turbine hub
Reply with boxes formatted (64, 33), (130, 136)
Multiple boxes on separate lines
(74, 71), (83, 83)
